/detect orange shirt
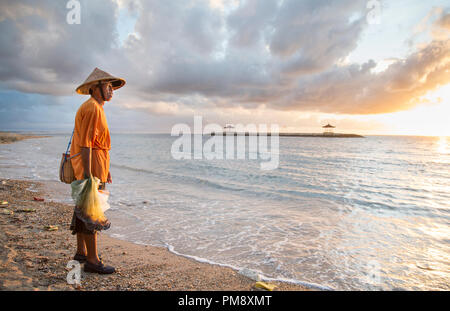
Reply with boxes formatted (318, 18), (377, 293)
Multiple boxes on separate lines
(70, 97), (111, 182)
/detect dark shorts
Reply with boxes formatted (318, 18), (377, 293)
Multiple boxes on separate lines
(70, 181), (109, 235)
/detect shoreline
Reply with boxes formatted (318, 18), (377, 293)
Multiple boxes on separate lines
(0, 178), (312, 291)
(0, 132), (50, 145)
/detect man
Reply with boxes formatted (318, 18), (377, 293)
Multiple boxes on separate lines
(69, 68), (125, 274)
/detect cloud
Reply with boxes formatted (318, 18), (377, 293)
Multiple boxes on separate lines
(0, 0), (121, 95)
(432, 10), (450, 40)
(0, 0), (449, 130)
(437, 10), (450, 29)
(280, 38), (450, 114)
(269, 0), (366, 74)
(128, 0), (369, 105)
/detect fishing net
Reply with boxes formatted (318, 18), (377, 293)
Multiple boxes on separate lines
(71, 175), (109, 224)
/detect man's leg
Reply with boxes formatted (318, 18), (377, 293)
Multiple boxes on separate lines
(76, 232), (87, 256)
(83, 231), (115, 274)
(83, 232), (100, 265)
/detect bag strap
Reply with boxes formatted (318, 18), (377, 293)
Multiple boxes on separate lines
(65, 128), (75, 156)
(64, 129), (81, 159)
(68, 152), (80, 159)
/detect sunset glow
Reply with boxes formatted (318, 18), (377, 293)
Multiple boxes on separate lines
(363, 83), (450, 136)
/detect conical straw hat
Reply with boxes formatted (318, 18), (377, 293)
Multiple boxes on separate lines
(76, 67), (126, 95)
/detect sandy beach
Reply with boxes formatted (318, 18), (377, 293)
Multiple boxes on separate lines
(0, 138), (310, 291)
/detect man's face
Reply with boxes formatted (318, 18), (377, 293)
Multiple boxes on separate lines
(102, 82), (113, 101)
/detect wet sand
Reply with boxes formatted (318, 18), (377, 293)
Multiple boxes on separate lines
(0, 178), (311, 291)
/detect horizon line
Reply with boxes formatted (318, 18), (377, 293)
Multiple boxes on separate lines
(1, 130), (448, 138)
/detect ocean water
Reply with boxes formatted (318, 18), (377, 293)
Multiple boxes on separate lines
(0, 133), (449, 290)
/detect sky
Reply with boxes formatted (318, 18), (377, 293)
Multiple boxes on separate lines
(0, 0), (449, 136)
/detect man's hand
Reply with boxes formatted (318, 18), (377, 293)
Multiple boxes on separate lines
(107, 171), (112, 183)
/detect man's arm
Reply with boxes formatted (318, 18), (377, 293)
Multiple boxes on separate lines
(81, 147), (92, 179)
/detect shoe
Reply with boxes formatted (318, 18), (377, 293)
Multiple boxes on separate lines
(73, 253), (102, 263)
(84, 261), (115, 274)
(73, 253), (87, 263)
